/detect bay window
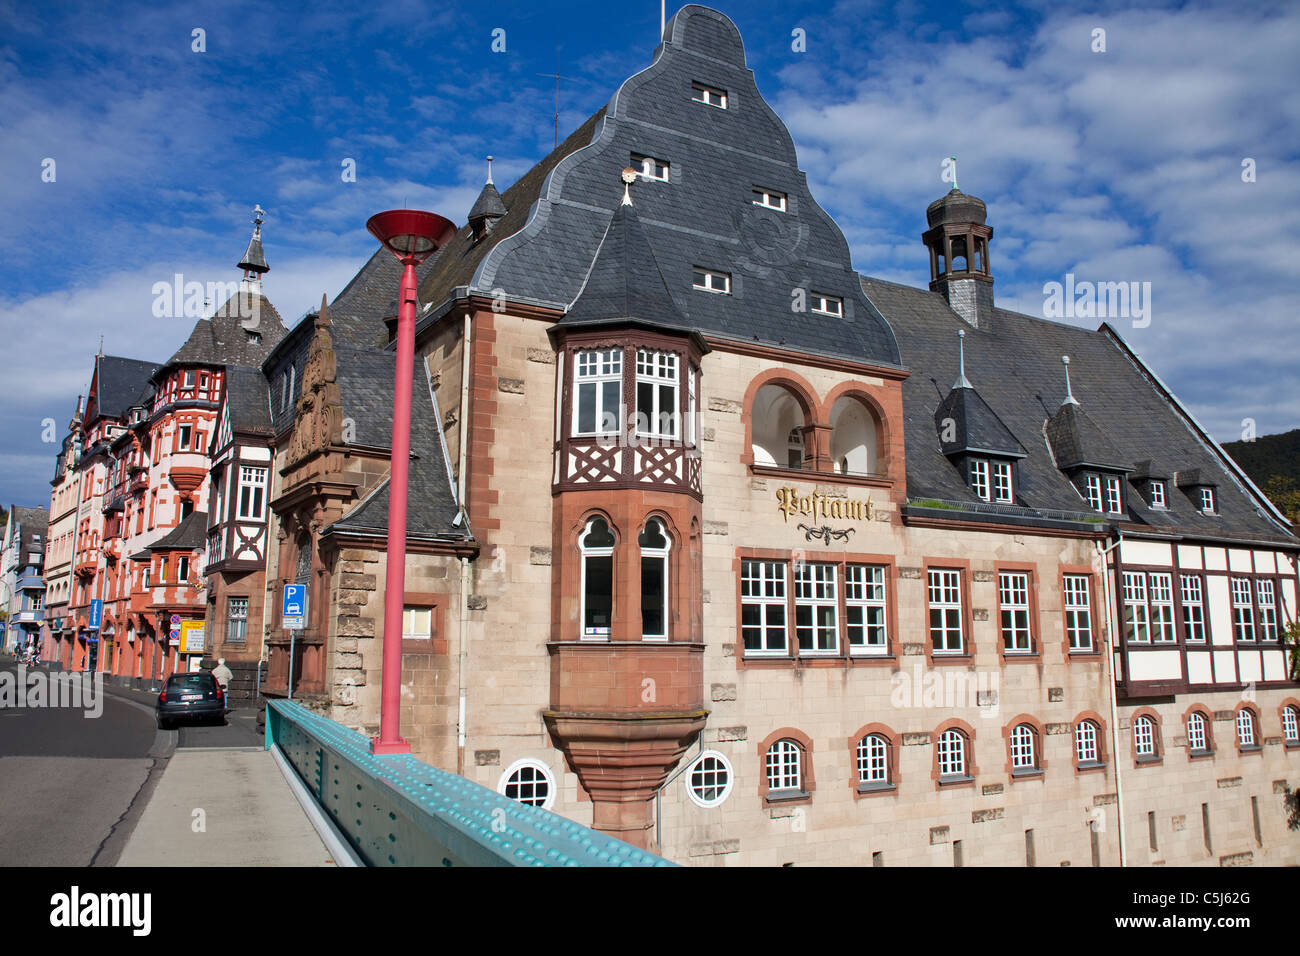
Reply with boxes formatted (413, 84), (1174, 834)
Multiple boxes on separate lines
(575, 349), (623, 436)
(635, 349), (678, 439)
(580, 517), (615, 639)
(639, 519), (670, 640)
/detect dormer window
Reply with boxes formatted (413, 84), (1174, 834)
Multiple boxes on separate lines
(1148, 480), (1166, 508)
(693, 267), (731, 294)
(810, 293), (843, 317)
(1083, 473), (1124, 514)
(1200, 487), (1216, 514)
(752, 188), (787, 211)
(691, 82), (727, 109)
(631, 153), (669, 182)
(969, 458), (1013, 503)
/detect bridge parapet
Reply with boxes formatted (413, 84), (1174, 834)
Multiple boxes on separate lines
(265, 699), (674, 867)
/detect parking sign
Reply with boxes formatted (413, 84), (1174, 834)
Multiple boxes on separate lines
(282, 584), (307, 629)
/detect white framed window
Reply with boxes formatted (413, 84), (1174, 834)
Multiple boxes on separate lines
(183, 370), (195, 388)
(631, 152), (669, 181)
(1085, 474), (1103, 511)
(684, 751), (733, 808)
(928, 569), (963, 653)
(227, 596), (248, 644)
(1180, 574), (1206, 642)
(692, 267), (731, 294)
(1282, 706), (1299, 743)
(1236, 709), (1256, 748)
(1187, 712), (1209, 754)
(1010, 723), (1037, 771)
(639, 518), (670, 640)
(1200, 487), (1216, 514)
(178, 424), (193, 450)
(752, 187), (787, 211)
(1231, 577), (1255, 642)
(937, 729), (967, 778)
(856, 734), (890, 787)
(237, 466), (267, 520)
(1075, 720), (1100, 765)
(691, 81), (727, 109)
(765, 739), (803, 794)
(1133, 715), (1157, 758)
(1257, 579), (1278, 642)
(635, 349), (678, 439)
(402, 606), (432, 640)
(999, 571), (1032, 652)
(969, 459), (990, 501)
(794, 562), (838, 654)
(741, 559), (787, 655)
(580, 517), (615, 639)
(687, 366), (697, 446)
(1122, 571), (1150, 643)
(498, 759), (555, 810)
(810, 292), (843, 317)
(845, 564), (887, 655)
(1063, 574), (1093, 651)
(991, 461), (1013, 502)
(1104, 475), (1123, 514)
(1149, 480), (1166, 507)
(574, 348), (622, 436)
(1148, 572), (1175, 643)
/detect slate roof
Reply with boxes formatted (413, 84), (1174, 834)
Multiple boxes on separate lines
(149, 511), (208, 551)
(563, 202), (689, 330)
(935, 385), (1026, 459)
(10, 506), (48, 555)
(327, 351), (464, 541)
(460, 5), (900, 368)
(1046, 401), (1130, 472)
(92, 356), (159, 422)
(861, 275), (1298, 546)
(222, 365), (273, 436)
(157, 290), (287, 378)
(467, 181), (507, 224)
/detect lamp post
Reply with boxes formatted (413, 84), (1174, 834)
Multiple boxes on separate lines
(365, 209), (457, 755)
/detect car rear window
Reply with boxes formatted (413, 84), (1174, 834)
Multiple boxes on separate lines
(168, 674), (214, 688)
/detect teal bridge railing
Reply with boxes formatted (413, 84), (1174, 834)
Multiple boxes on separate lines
(265, 698), (674, 867)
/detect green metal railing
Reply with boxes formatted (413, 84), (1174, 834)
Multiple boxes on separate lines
(266, 698), (673, 867)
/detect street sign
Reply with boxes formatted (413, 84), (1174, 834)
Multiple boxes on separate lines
(88, 599), (102, 630)
(282, 584), (307, 629)
(169, 628), (181, 642)
(170, 614), (181, 627)
(180, 620), (206, 654)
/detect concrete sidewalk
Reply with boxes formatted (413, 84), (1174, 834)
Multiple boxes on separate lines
(117, 745), (339, 866)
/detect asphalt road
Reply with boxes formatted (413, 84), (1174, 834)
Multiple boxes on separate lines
(0, 659), (261, 865)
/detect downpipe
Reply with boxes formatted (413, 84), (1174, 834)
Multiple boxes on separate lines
(1096, 530), (1126, 867)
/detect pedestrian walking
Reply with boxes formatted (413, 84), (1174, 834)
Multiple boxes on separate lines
(212, 657), (233, 709)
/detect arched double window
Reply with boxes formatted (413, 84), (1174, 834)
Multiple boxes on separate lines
(639, 518), (671, 640)
(751, 384), (807, 469)
(829, 395), (877, 476)
(580, 517), (615, 639)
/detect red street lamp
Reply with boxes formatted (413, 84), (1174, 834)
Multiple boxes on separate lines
(365, 208), (457, 755)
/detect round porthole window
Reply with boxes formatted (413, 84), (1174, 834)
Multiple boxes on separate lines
(498, 759), (556, 810)
(684, 751), (733, 808)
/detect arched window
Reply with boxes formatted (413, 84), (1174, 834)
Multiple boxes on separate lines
(1282, 705), (1299, 745)
(856, 734), (890, 786)
(1236, 708), (1258, 749)
(1133, 715), (1159, 759)
(937, 729), (967, 778)
(579, 517), (615, 639)
(1187, 711), (1211, 755)
(1009, 723), (1038, 772)
(751, 384), (806, 469)
(829, 395), (877, 476)
(639, 518), (671, 640)
(1075, 720), (1101, 766)
(765, 738), (803, 794)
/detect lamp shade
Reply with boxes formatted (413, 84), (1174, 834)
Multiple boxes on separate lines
(366, 209), (458, 262)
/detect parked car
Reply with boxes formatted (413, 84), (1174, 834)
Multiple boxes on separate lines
(156, 672), (226, 729)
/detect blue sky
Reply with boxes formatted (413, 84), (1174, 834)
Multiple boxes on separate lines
(1, 0), (1297, 507)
